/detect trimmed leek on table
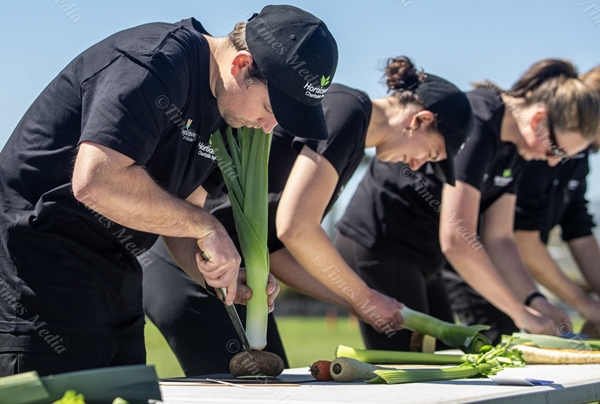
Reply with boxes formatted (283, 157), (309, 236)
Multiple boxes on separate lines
(0, 371), (49, 404)
(369, 340), (525, 384)
(0, 365), (154, 403)
(336, 345), (469, 365)
(505, 332), (600, 351)
(211, 126), (272, 351)
(400, 306), (491, 353)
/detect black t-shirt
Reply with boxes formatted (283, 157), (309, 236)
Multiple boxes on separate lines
(514, 151), (595, 243)
(0, 18), (225, 334)
(337, 87), (526, 269)
(337, 160), (447, 270)
(203, 83), (372, 256)
(454, 88), (525, 212)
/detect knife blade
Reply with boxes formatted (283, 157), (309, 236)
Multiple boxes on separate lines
(200, 251), (252, 352)
(219, 287), (252, 352)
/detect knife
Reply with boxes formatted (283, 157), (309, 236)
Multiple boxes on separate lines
(200, 251), (252, 352)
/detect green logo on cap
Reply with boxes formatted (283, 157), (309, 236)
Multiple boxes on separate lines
(502, 168), (512, 178)
(320, 75), (331, 87)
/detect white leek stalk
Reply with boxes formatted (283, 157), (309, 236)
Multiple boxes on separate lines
(336, 345), (468, 364)
(211, 127), (272, 350)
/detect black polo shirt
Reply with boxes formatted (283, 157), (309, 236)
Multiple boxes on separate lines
(0, 18), (225, 334)
(454, 88), (525, 212)
(514, 151), (595, 243)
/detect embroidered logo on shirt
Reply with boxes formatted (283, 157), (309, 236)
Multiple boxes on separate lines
(493, 168), (514, 187)
(568, 180), (580, 191)
(181, 119), (197, 142)
(198, 142), (216, 161)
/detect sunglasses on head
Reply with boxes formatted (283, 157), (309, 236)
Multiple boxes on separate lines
(546, 118), (569, 159)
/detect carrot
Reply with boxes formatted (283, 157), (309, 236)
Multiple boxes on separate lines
(310, 360), (333, 381)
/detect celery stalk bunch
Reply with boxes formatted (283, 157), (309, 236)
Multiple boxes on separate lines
(369, 340), (525, 384)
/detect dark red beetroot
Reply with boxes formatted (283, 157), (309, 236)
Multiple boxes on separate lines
(229, 350), (284, 378)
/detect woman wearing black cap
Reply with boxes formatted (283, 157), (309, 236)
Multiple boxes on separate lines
(513, 66), (600, 334)
(336, 58), (600, 350)
(142, 56), (474, 374)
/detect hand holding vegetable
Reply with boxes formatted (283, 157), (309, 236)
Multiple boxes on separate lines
(512, 306), (558, 336)
(196, 222), (242, 305)
(351, 288), (404, 333)
(529, 297), (571, 332)
(577, 301), (600, 324)
(230, 269), (280, 312)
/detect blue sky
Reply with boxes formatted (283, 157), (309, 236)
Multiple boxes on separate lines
(1, 0), (600, 201)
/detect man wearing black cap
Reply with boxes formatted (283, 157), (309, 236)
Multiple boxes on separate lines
(0, 5), (338, 376)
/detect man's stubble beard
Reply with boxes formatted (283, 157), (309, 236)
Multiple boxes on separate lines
(215, 79), (244, 128)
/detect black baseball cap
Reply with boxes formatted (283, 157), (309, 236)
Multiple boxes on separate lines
(246, 5), (338, 140)
(416, 74), (473, 185)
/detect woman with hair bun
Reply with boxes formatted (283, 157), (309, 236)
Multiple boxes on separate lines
(336, 59), (600, 349)
(513, 65), (600, 336)
(142, 56), (474, 374)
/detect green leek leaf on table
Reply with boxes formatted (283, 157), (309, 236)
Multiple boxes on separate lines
(400, 306), (491, 353)
(506, 332), (600, 351)
(0, 371), (49, 404)
(211, 126), (272, 350)
(336, 345), (469, 365)
(0, 365), (155, 404)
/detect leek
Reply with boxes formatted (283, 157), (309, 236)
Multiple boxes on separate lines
(211, 127), (272, 350)
(40, 364), (160, 403)
(506, 332), (600, 351)
(0, 371), (49, 404)
(0, 365), (157, 404)
(400, 306), (491, 353)
(335, 345), (469, 365)
(369, 340), (525, 384)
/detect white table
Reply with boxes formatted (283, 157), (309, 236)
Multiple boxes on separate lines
(158, 364), (600, 404)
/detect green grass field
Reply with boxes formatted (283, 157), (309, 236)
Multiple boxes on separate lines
(145, 315), (364, 378)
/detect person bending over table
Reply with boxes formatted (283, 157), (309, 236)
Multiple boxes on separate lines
(0, 5), (338, 376)
(337, 59), (600, 349)
(513, 65), (600, 334)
